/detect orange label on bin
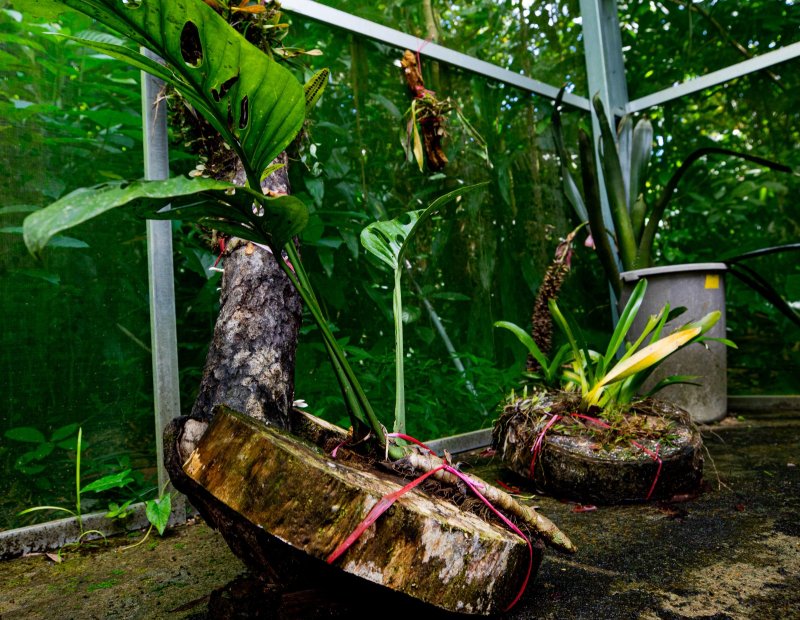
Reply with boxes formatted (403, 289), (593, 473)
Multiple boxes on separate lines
(705, 274), (720, 289)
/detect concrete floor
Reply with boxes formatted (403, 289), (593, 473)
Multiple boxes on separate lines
(1, 410), (798, 619)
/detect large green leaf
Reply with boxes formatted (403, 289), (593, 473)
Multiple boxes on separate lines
(360, 183), (488, 270)
(23, 176), (308, 255)
(38, 0), (305, 183)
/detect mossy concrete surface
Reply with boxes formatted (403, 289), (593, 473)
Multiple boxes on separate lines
(1, 409), (798, 619)
(0, 517), (242, 619)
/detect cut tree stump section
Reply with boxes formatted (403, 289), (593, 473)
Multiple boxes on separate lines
(176, 407), (538, 615)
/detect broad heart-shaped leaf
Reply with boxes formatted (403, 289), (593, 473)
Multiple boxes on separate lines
(360, 183), (488, 270)
(145, 494), (172, 536)
(24, 176), (308, 256)
(48, 0), (305, 182)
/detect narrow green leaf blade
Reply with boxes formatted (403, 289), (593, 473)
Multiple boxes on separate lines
(494, 320), (551, 373)
(592, 94), (637, 270)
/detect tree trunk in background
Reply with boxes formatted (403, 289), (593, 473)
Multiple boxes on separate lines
(189, 154), (302, 430)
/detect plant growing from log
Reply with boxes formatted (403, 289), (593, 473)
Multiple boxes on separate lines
(22, 0), (390, 447)
(360, 182), (487, 435)
(21, 0), (575, 556)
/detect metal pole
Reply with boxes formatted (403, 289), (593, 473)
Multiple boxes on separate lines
(141, 49), (181, 493)
(626, 41), (800, 114)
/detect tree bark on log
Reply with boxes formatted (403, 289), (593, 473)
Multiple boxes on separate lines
(172, 407), (537, 615)
(189, 154), (301, 430)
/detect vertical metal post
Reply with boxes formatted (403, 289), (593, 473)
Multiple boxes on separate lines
(579, 0), (629, 117)
(141, 49), (181, 493)
(579, 0), (630, 315)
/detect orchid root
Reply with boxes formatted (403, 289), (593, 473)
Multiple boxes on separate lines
(400, 449), (576, 554)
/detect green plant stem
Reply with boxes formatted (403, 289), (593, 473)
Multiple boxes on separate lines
(75, 427), (83, 533)
(121, 524), (153, 551)
(279, 241), (391, 452)
(578, 130), (621, 294)
(393, 267), (405, 435)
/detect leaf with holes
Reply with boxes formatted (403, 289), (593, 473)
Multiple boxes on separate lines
(44, 0), (305, 183)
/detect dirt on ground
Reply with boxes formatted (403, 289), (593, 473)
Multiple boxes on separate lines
(1, 410), (798, 619)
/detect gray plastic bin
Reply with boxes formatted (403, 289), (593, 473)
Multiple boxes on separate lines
(619, 263), (728, 423)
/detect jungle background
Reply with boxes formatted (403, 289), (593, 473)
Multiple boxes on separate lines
(1, 0), (798, 530)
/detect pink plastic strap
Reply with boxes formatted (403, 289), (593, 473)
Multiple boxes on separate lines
(327, 433), (534, 611)
(326, 464), (445, 565)
(530, 414), (561, 477)
(570, 413), (663, 500)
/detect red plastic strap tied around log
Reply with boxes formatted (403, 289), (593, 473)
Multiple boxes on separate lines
(327, 433), (533, 612)
(325, 462), (445, 565)
(530, 414), (562, 478)
(535, 412), (664, 500)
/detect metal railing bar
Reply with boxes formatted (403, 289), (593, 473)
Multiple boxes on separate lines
(280, 0), (590, 111)
(626, 41), (800, 114)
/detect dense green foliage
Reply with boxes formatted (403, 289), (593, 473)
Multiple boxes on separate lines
(0, 6), (158, 529)
(617, 0), (800, 392)
(1, 0), (798, 530)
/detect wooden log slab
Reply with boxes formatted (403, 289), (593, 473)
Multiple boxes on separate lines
(179, 407), (538, 615)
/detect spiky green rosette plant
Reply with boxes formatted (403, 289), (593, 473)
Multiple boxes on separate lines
(552, 89), (798, 313)
(496, 278), (731, 412)
(494, 279), (732, 502)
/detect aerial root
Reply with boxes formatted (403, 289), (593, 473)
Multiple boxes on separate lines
(401, 450), (576, 554)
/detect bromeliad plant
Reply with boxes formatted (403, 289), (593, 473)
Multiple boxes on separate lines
(552, 89), (799, 314)
(496, 278), (732, 413)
